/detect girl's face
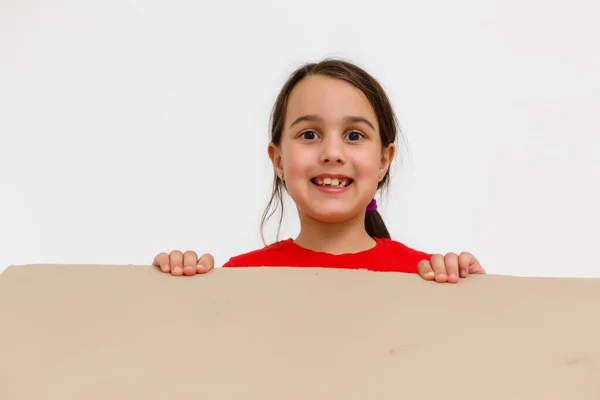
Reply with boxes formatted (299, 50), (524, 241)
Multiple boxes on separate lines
(269, 74), (395, 223)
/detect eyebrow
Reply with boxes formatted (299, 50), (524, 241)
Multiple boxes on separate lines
(289, 114), (376, 130)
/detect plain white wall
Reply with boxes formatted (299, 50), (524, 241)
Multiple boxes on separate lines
(1, 0), (599, 278)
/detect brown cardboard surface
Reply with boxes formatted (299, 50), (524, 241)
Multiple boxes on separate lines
(0, 264), (599, 399)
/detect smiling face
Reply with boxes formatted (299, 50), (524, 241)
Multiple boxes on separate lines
(268, 74), (395, 223)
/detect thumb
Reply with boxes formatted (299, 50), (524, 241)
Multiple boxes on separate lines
(417, 259), (435, 280)
(196, 253), (215, 274)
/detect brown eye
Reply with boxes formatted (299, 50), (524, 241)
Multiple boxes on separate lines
(346, 131), (364, 141)
(301, 130), (318, 140)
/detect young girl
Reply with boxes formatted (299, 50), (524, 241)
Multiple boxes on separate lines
(152, 59), (485, 284)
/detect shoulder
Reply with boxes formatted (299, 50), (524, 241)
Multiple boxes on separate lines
(367, 237), (433, 273)
(374, 237), (433, 260)
(222, 239), (294, 267)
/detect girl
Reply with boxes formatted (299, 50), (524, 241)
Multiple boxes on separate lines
(152, 59), (485, 284)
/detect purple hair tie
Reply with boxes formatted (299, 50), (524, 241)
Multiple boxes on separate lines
(366, 198), (377, 212)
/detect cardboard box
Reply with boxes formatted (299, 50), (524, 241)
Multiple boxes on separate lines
(1, 264), (599, 399)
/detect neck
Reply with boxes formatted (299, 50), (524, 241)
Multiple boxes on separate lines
(294, 212), (376, 255)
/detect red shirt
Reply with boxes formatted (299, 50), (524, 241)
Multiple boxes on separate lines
(222, 237), (433, 273)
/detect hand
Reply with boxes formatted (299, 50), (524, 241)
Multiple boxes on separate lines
(418, 252), (485, 283)
(152, 250), (215, 276)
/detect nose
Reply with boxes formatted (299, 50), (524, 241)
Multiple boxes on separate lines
(319, 135), (346, 165)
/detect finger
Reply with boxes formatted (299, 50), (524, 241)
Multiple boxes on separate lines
(458, 254), (469, 278)
(169, 250), (184, 276)
(443, 252), (459, 283)
(196, 253), (215, 274)
(182, 250), (199, 276)
(459, 252), (486, 275)
(152, 252), (171, 273)
(417, 260), (435, 280)
(430, 254), (448, 282)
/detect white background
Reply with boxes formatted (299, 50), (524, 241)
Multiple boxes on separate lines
(1, 0), (599, 277)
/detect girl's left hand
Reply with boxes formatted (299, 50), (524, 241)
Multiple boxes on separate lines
(417, 252), (485, 283)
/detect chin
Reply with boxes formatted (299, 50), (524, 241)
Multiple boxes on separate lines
(308, 209), (360, 223)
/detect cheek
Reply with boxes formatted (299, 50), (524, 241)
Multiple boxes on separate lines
(352, 151), (381, 176)
(282, 145), (312, 179)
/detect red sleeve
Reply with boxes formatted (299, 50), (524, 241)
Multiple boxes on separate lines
(388, 239), (433, 274)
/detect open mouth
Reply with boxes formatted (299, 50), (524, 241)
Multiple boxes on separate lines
(311, 177), (354, 188)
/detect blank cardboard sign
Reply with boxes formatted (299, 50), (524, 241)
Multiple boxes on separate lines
(0, 264), (599, 399)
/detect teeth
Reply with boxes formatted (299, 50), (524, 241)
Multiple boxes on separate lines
(313, 177), (351, 188)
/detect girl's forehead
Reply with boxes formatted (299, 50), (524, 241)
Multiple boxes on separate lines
(285, 75), (378, 126)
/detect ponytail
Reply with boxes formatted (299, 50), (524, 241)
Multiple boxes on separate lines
(365, 209), (391, 239)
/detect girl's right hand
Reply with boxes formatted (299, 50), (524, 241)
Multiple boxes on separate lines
(152, 250), (215, 276)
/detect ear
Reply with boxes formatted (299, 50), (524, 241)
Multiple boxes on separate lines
(267, 142), (283, 177)
(379, 143), (396, 179)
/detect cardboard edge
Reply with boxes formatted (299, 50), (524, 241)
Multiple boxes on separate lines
(2, 264), (600, 282)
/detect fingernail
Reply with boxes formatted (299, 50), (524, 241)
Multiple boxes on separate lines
(162, 264), (170, 272)
(425, 271), (435, 279)
(173, 266), (182, 274)
(449, 273), (457, 280)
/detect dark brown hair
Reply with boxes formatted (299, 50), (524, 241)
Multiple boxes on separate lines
(260, 58), (406, 246)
